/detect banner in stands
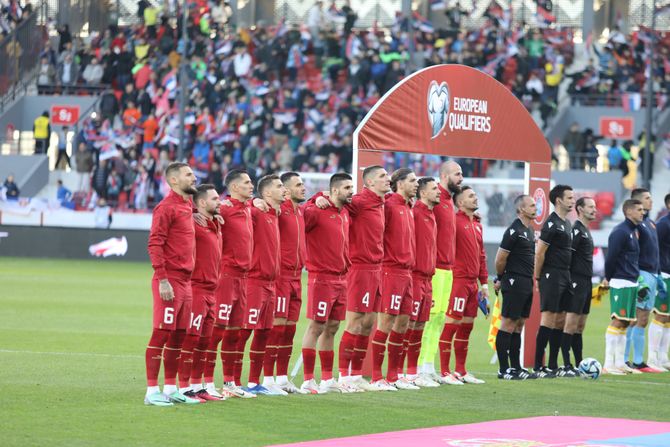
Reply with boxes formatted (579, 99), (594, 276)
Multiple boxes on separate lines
(353, 64), (553, 367)
(599, 117), (634, 140)
(51, 105), (80, 126)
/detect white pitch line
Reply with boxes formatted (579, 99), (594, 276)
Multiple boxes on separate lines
(0, 349), (142, 359)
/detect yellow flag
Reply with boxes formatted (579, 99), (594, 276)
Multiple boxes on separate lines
(487, 293), (502, 351)
(591, 285), (607, 306)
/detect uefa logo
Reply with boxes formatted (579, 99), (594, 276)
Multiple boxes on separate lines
(533, 187), (548, 225)
(428, 81), (450, 139)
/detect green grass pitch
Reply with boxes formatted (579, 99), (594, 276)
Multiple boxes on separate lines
(1, 257), (669, 447)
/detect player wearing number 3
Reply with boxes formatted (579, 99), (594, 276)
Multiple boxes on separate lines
(439, 186), (488, 384)
(144, 162), (198, 406)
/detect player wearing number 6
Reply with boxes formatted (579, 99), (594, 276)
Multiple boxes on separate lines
(439, 186), (488, 384)
(144, 162), (198, 406)
(370, 168), (419, 391)
(300, 173), (354, 394)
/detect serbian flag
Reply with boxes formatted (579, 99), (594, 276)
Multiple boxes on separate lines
(536, 3), (556, 24)
(273, 19), (287, 39)
(430, 0), (446, 11)
(622, 93), (642, 112)
(89, 236), (128, 258)
(412, 11), (435, 33)
(487, 293), (503, 351)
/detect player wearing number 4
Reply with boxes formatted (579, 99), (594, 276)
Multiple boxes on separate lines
(177, 184), (224, 402)
(241, 175), (287, 395)
(144, 162), (198, 406)
(300, 173), (354, 394)
(439, 186), (488, 385)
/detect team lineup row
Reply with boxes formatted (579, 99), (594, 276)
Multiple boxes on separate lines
(142, 160), (670, 406)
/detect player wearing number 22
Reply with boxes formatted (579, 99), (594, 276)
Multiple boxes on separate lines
(439, 186), (488, 384)
(144, 162), (198, 406)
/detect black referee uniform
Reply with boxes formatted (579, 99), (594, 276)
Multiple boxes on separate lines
(535, 211), (573, 373)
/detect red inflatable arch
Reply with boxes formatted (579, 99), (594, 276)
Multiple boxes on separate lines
(352, 64), (552, 367)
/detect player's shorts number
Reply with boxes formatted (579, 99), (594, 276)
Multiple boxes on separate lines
(163, 307), (174, 324)
(412, 301), (421, 316)
(390, 295), (401, 311)
(218, 304), (232, 321)
(248, 308), (259, 325)
(362, 292), (370, 307)
(189, 313), (203, 331)
(277, 296), (287, 314)
(453, 297), (466, 313)
(316, 301), (328, 317)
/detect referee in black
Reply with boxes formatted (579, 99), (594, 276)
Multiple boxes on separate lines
(564, 197), (597, 371)
(533, 184), (576, 378)
(494, 194), (537, 380)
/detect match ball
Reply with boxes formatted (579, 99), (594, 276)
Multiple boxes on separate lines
(578, 358), (602, 379)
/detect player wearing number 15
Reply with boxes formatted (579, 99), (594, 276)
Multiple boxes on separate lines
(300, 173), (354, 394)
(439, 186), (488, 384)
(144, 162), (198, 406)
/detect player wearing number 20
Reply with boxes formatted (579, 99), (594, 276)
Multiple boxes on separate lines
(144, 162), (198, 406)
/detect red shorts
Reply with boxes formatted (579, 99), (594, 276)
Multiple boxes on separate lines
(214, 272), (247, 327)
(446, 277), (479, 320)
(411, 275), (433, 323)
(380, 268), (413, 316)
(347, 267), (382, 313)
(244, 279), (276, 330)
(307, 273), (347, 322)
(152, 277), (192, 330)
(187, 285), (217, 337)
(275, 277), (302, 322)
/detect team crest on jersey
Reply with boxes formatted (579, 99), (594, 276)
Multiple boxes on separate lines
(574, 229), (580, 236)
(510, 229), (515, 235)
(545, 273), (550, 279)
(266, 218), (273, 224)
(572, 282), (577, 288)
(509, 278), (515, 285)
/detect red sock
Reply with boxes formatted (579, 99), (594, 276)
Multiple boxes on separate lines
(454, 322), (474, 375)
(235, 329), (253, 385)
(163, 330), (186, 386)
(248, 329), (270, 384)
(204, 326), (224, 383)
(264, 325), (284, 379)
(319, 350), (335, 381)
(386, 330), (405, 383)
(351, 334), (370, 376)
(398, 330), (411, 376)
(178, 334), (199, 389)
(338, 330), (356, 376)
(371, 329), (389, 382)
(190, 335), (210, 386)
(145, 328), (170, 386)
(302, 348), (317, 380)
(439, 323), (459, 376)
(221, 328), (239, 383)
(276, 324), (296, 377)
(407, 328), (423, 376)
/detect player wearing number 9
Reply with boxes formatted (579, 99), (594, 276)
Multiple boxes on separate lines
(144, 162), (198, 406)
(439, 186), (489, 385)
(299, 173), (353, 393)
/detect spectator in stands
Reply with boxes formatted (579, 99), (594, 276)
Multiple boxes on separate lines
(56, 179), (74, 209)
(58, 53), (78, 90)
(106, 166), (122, 205)
(33, 110), (50, 155)
(99, 89), (119, 123)
(93, 197), (112, 228)
(638, 130), (656, 181)
(55, 126), (70, 169)
(82, 57), (104, 85)
(36, 56), (55, 93)
(3, 174), (19, 200)
(562, 122), (584, 170)
(57, 24), (71, 53)
(74, 142), (93, 192)
(607, 139), (624, 172)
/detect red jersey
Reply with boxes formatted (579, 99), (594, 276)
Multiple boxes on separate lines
(191, 216), (222, 290)
(304, 197), (351, 276)
(434, 184), (456, 270)
(219, 197), (253, 274)
(249, 206), (281, 281)
(279, 199), (306, 278)
(347, 187), (385, 266)
(383, 193), (416, 271)
(453, 210), (488, 283)
(148, 189), (195, 280)
(413, 200), (437, 277)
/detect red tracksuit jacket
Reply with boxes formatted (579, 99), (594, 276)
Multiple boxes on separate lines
(249, 206), (281, 281)
(304, 197), (351, 276)
(347, 187), (385, 266)
(279, 199), (306, 278)
(191, 217), (222, 290)
(148, 189), (195, 281)
(383, 193), (416, 271)
(218, 197), (253, 274)
(434, 184), (456, 270)
(412, 200), (437, 277)
(453, 210), (488, 283)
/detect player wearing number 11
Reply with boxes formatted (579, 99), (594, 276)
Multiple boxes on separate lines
(144, 162), (198, 406)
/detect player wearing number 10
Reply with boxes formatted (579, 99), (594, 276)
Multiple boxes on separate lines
(144, 162), (198, 406)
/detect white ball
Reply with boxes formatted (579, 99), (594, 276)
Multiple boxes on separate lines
(578, 357), (602, 379)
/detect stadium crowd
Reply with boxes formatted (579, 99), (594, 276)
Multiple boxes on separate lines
(37, 0), (576, 210)
(0, 0), (31, 39)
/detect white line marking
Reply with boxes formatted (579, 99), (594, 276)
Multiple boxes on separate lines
(0, 349), (142, 359)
